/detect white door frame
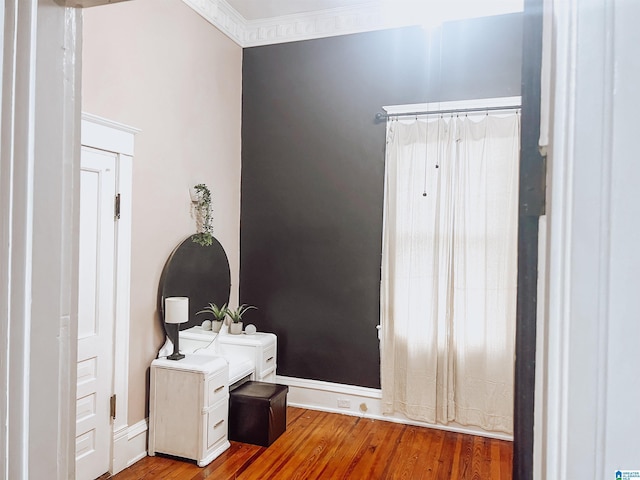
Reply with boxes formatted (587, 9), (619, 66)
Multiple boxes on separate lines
(1, 2), (82, 479)
(540, 0), (640, 478)
(81, 112), (138, 475)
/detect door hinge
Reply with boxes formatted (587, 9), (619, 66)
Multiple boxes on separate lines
(110, 394), (116, 419)
(114, 193), (121, 220)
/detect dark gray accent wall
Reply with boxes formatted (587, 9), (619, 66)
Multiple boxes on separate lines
(240, 14), (522, 388)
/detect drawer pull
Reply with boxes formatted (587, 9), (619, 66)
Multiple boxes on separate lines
(266, 356), (274, 363)
(214, 385), (224, 393)
(214, 419), (224, 429)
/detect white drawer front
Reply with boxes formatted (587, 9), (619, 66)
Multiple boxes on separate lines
(207, 403), (228, 449)
(206, 370), (228, 407)
(259, 344), (276, 376)
(260, 370), (276, 383)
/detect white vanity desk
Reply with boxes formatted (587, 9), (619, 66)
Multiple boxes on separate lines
(148, 327), (277, 466)
(180, 326), (277, 385)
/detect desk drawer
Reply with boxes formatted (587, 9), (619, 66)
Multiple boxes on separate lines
(260, 369), (276, 383)
(207, 402), (228, 449)
(257, 344), (276, 377)
(206, 370), (228, 407)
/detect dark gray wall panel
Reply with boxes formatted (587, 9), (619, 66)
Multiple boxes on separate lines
(240, 15), (522, 388)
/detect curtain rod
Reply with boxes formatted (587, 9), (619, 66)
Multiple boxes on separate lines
(374, 105), (521, 123)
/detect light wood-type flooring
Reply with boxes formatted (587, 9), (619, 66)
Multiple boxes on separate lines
(107, 407), (512, 480)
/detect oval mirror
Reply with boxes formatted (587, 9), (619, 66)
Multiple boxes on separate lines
(158, 235), (231, 336)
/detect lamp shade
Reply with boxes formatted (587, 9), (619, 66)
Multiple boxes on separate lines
(165, 297), (189, 324)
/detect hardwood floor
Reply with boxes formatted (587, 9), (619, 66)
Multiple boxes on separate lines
(109, 407), (512, 479)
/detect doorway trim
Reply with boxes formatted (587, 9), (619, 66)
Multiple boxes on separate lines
(81, 112), (140, 475)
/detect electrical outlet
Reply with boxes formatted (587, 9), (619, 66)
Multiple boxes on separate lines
(337, 399), (351, 409)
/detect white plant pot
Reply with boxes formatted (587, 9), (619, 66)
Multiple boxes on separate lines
(211, 320), (223, 333)
(229, 322), (243, 335)
(189, 186), (199, 203)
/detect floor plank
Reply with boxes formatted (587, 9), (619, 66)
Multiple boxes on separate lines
(108, 407), (512, 480)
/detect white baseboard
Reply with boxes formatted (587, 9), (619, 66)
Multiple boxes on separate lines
(111, 418), (148, 475)
(276, 375), (513, 442)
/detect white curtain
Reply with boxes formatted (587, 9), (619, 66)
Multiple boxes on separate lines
(380, 113), (520, 434)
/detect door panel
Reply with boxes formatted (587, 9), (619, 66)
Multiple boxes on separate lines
(76, 146), (116, 480)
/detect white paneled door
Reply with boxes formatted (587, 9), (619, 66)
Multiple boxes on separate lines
(76, 146), (116, 480)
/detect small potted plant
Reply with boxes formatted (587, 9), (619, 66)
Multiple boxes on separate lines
(196, 302), (228, 333)
(227, 304), (257, 334)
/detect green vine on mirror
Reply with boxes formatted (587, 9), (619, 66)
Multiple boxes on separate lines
(191, 183), (213, 246)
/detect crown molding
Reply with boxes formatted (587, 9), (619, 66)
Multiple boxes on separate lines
(182, 0), (420, 48)
(55, 0), (130, 6)
(182, 0), (247, 46)
(242, 2), (403, 47)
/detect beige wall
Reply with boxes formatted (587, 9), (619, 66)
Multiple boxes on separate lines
(82, 0), (242, 424)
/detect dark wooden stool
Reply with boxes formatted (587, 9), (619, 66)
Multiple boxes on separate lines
(228, 381), (289, 447)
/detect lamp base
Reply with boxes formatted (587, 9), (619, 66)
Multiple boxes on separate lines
(167, 322), (184, 360)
